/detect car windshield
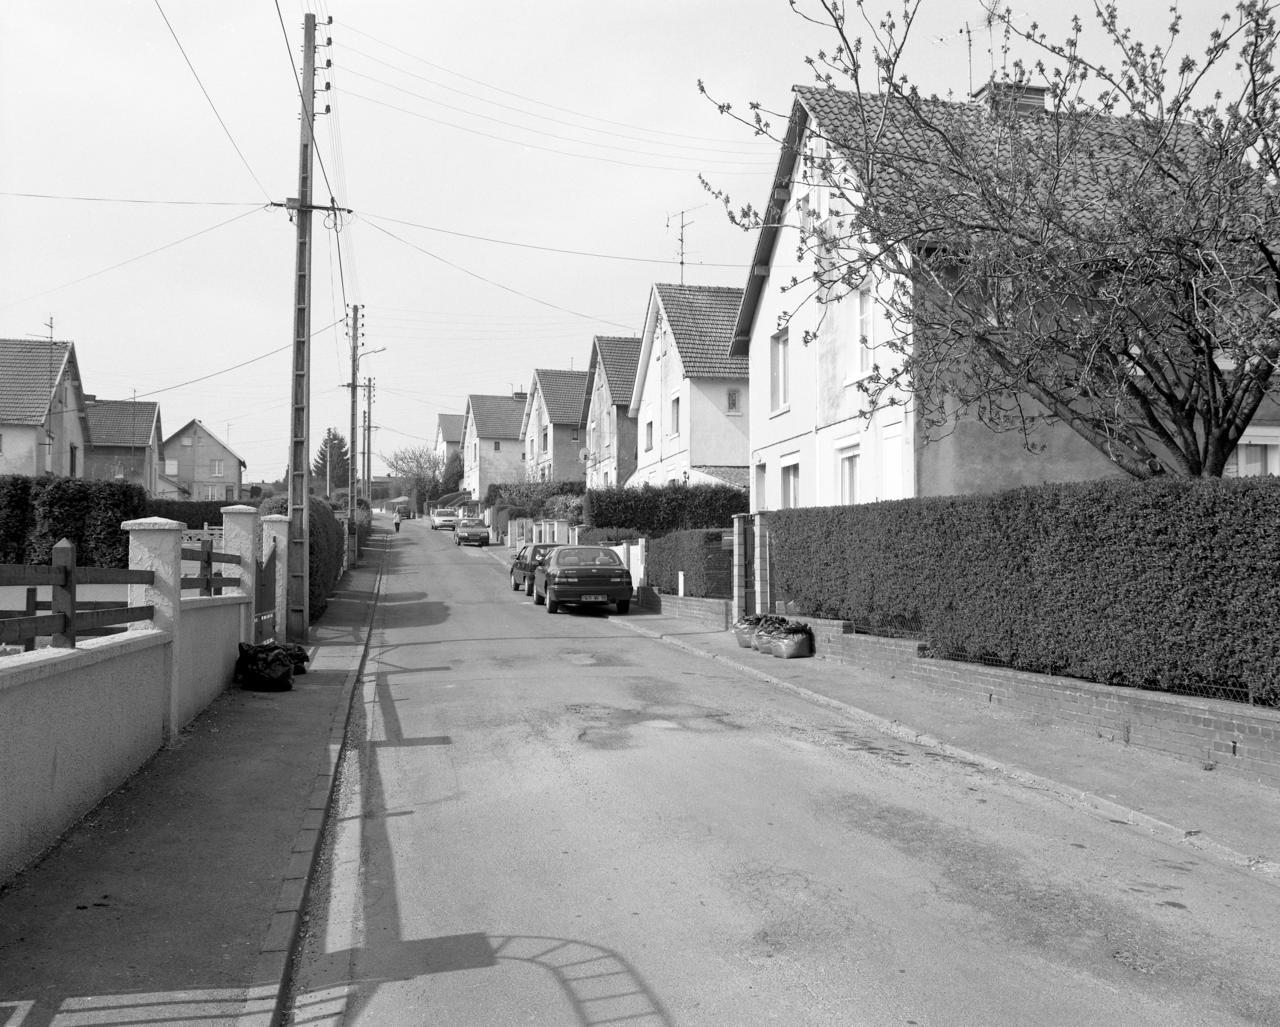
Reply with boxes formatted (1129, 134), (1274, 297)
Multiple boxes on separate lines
(555, 547), (622, 567)
(460, 520), (483, 527)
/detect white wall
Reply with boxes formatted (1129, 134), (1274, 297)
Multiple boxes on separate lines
(0, 424), (39, 476)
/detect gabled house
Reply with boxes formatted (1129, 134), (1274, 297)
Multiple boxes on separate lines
(460, 393), (527, 502)
(520, 369), (589, 483)
(84, 398), (164, 495)
(161, 419), (245, 502)
(435, 413), (464, 468)
(0, 339), (90, 479)
(582, 335), (642, 489)
(627, 283), (750, 488)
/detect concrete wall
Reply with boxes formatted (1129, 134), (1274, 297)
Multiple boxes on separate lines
(175, 596), (247, 728)
(689, 377), (750, 467)
(0, 424), (40, 477)
(0, 632), (170, 880)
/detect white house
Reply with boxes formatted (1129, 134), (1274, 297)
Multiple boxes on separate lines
(435, 413), (464, 468)
(460, 393), (526, 502)
(520, 369), (590, 482)
(0, 339), (89, 480)
(161, 419), (246, 502)
(627, 283), (750, 489)
(582, 335), (642, 489)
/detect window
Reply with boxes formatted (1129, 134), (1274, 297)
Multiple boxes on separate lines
(181, 436), (193, 447)
(857, 286), (875, 375)
(165, 458), (177, 476)
(202, 484), (218, 500)
(0, 433), (4, 453)
(69, 444), (77, 477)
(211, 458), (224, 477)
(781, 463), (800, 509)
(604, 471), (610, 486)
(571, 427), (579, 442)
(727, 389), (740, 413)
(645, 421), (653, 451)
(838, 447), (859, 504)
(1226, 442), (1280, 477)
(670, 397), (680, 435)
(225, 486), (235, 501)
(541, 427), (548, 453)
(473, 441), (478, 460)
(770, 329), (790, 412)
(493, 440), (501, 452)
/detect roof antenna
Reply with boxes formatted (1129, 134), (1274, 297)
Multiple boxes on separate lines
(965, 23), (973, 97)
(666, 205), (706, 285)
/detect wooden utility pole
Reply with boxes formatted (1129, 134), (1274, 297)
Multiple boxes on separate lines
(362, 377), (374, 501)
(347, 304), (360, 553)
(285, 12), (317, 642)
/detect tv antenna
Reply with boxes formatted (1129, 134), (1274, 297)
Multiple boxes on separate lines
(666, 205), (706, 284)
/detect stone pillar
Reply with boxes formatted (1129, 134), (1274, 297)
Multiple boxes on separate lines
(221, 505), (259, 644)
(124, 517), (183, 744)
(262, 515), (290, 645)
(754, 511), (772, 616)
(732, 513), (750, 617)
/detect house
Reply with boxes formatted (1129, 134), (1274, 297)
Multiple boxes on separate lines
(627, 283), (750, 488)
(435, 413), (464, 468)
(460, 393), (527, 502)
(582, 335), (642, 489)
(0, 339), (90, 479)
(520, 369), (589, 483)
(737, 84), (1280, 510)
(161, 419), (245, 502)
(84, 398), (164, 495)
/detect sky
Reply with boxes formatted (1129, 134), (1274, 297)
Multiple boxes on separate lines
(0, 1), (1231, 483)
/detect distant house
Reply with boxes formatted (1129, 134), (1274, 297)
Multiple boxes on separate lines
(84, 398), (164, 496)
(0, 338), (90, 479)
(520, 369), (589, 483)
(460, 393), (527, 502)
(161, 419), (245, 502)
(435, 413), (464, 468)
(627, 284), (750, 488)
(582, 335), (642, 489)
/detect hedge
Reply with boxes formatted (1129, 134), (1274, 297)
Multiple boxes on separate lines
(577, 526), (642, 545)
(646, 528), (733, 598)
(768, 476), (1280, 704)
(586, 483), (747, 537)
(258, 495), (345, 622)
(0, 475), (147, 567)
(485, 480), (586, 519)
(143, 499), (231, 529)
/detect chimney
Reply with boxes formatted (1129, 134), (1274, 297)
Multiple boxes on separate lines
(512, 390), (528, 403)
(973, 80), (1048, 115)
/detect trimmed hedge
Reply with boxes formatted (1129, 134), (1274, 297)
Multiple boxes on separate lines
(587, 483), (747, 537)
(577, 526), (642, 545)
(485, 480), (586, 519)
(143, 499), (231, 529)
(0, 475), (147, 567)
(769, 476), (1280, 704)
(258, 495), (345, 622)
(647, 528), (733, 598)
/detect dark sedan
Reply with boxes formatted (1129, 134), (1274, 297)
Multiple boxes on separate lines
(533, 546), (632, 615)
(454, 519), (490, 546)
(509, 543), (562, 596)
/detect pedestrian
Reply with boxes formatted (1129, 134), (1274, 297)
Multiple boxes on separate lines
(393, 509), (401, 533)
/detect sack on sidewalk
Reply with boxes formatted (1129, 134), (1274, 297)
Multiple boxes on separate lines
(234, 642), (295, 691)
(278, 641), (310, 674)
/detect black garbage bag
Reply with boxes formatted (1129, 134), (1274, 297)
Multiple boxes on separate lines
(234, 642), (295, 691)
(277, 641), (311, 674)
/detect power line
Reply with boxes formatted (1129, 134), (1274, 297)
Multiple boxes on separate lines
(0, 191), (261, 206)
(0, 207), (266, 310)
(359, 210), (747, 269)
(363, 219), (637, 332)
(344, 24), (757, 146)
(343, 89), (772, 176)
(153, 0), (273, 203)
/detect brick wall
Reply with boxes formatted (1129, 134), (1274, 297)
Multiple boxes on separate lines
(638, 588), (731, 631)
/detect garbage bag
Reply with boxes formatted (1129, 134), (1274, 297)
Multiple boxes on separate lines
(235, 642), (295, 691)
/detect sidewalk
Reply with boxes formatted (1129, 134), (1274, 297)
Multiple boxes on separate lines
(0, 533), (387, 1027)
(620, 610), (1280, 879)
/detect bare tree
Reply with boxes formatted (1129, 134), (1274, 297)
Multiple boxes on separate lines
(382, 446), (444, 511)
(704, 0), (1280, 477)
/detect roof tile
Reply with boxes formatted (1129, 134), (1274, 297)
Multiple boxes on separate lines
(467, 394), (526, 439)
(532, 369), (589, 425)
(654, 284), (748, 378)
(0, 339), (72, 425)
(86, 400), (158, 448)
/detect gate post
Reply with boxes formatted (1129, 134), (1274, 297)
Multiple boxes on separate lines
(262, 515), (291, 645)
(732, 513), (752, 618)
(754, 510), (773, 616)
(123, 516), (184, 745)
(221, 505), (259, 645)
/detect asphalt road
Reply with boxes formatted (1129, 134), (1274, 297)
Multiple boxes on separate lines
(284, 519), (1280, 1026)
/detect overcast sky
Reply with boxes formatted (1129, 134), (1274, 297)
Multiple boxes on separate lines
(0, 1), (1229, 482)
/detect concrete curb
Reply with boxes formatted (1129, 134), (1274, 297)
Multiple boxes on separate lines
(618, 618), (1280, 881)
(236, 537), (389, 1027)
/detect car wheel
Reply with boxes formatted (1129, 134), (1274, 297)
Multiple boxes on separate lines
(525, 579), (535, 597)
(511, 572), (520, 592)
(534, 587), (545, 606)
(546, 590), (559, 614)
(616, 600), (630, 615)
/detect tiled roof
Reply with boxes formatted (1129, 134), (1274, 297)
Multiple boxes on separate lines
(86, 400), (158, 448)
(654, 284), (748, 378)
(0, 339), (72, 425)
(533, 369), (589, 425)
(693, 465), (750, 489)
(437, 413), (464, 444)
(593, 336), (642, 407)
(467, 394), (526, 439)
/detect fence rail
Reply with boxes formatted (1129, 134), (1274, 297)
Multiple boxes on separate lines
(180, 538), (242, 597)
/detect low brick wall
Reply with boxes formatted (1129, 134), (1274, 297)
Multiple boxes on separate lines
(638, 589), (731, 631)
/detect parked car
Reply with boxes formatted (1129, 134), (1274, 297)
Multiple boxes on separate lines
(429, 507), (458, 530)
(454, 519), (489, 547)
(533, 546), (633, 615)
(509, 543), (563, 596)
(395, 504), (411, 520)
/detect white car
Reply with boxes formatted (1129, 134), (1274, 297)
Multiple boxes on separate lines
(429, 508), (458, 530)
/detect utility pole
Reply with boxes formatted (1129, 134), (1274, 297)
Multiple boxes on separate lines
(362, 377), (374, 502)
(285, 12), (317, 643)
(347, 304), (360, 524)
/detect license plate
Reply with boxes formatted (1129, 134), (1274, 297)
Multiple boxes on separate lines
(582, 594), (607, 602)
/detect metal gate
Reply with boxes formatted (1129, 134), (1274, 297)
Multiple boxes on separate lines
(254, 540), (277, 643)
